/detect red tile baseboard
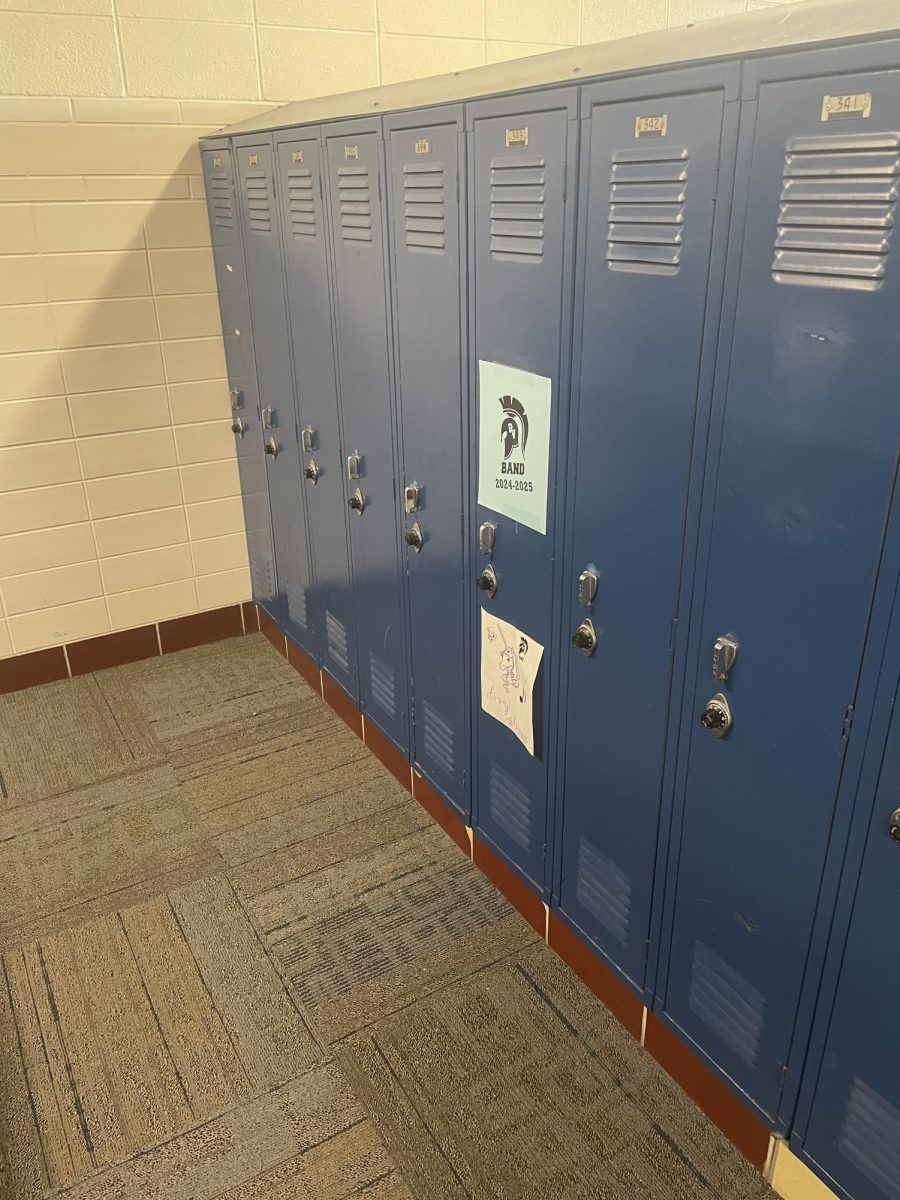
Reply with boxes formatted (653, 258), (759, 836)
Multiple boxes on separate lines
(67, 626), (160, 676)
(364, 719), (412, 791)
(257, 607), (287, 657)
(322, 673), (363, 738)
(286, 637), (321, 690)
(472, 835), (546, 937)
(412, 772), (470, 855)
(548, 913), (644, 1040)
(159, 605), (244, 654)
(0, 645), (69, 695)
(0, 603), (257, 696)
(643, 1013), (771, 1170)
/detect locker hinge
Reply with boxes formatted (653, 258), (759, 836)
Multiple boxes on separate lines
(562, 162), (567, 204)
(377, 173), (382, 203)
(841, 704), (855, 742)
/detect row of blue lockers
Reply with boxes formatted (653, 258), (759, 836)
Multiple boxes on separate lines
(201, 29), (900, 1200)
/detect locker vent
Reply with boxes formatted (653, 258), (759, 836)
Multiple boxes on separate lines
(287, 166), (316, 238)
(488, 761), (531, 850)
(422, 700), (454, 777)
(689, 941), (764, 1067)
(489, 155), (545, 262)
(287, 584), (307, 631)
(772, 133), (900, 290)
(575, 838), (630, 944)
(403, 161), (445, 253)
(209, 171), (234, 230)
(839, 1079), (900, 1197)
(369, 652), (396, 718)
(244, 170), (272, 234)
(325, 610), (349, 672)
(338, 164), (372, 243)
(250, 551), (273, 599)
(607, 146), (688, 274)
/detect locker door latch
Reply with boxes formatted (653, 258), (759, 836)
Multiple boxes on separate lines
(571, 619), (597, 657)
(304, 459), (318, 484)
(700, 693), (732, 738)
(712, 634), (739, 682)
(348, 487), (364, 515)
(577, 568), (599, 609)
(262, 406), (274, 430)
(404, 522), (423, 553)
(478, 522), (496, 555)
(347, 451), (361, 480)
(301, 425), (315, 452)
(231, 417), (245, 438)
(230, 387), (242, 410)
(403, 482), (420, 513)
(889, 808), (900, 843)
(265, 437), (278, 460)
(476, 563), (497, 598)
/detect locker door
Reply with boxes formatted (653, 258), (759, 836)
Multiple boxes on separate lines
(200, 143), (278, 621)
(386, 108), (468, 814)
(660, 63), (900, 1117)
(276, 131), (358, 699)
(556, 73), (737, 988)
(799, 670), (900, 1200)
(234, 135), (316, 657)
(469, 90), (577, 888)
(324, 120), (408, 750)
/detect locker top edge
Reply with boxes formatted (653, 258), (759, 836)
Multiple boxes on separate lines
(207, 0), (900, 140)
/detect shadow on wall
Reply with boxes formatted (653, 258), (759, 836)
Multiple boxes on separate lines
(0, 126), (263, 660)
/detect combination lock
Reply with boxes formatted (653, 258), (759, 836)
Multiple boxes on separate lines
(571, 618), (597, 657)
(404, 522), (423, 553)
(889, 808), (900, 843)
(476, 564), (497, 599)
(304, 459), (318, 484)
(700, 693), (733, 738)
(231, 417), (245, 438)
(348, 488), (364, 515)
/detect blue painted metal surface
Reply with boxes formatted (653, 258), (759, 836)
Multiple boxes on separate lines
(274, 129), (359, 699)
(553, 65), (740, 994)
(199, 140), (278, 623)
(467, 88), (578, 890)
(233, 133), (316, 656)
(657, 50), (900, 1123)
(322, 118), (410, 750)
(384, 105), (469, 815)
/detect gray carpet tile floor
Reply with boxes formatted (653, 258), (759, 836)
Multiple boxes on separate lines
(0, 632), (776, 1199)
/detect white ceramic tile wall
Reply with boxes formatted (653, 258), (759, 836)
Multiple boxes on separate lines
(0, 0), (792, 656)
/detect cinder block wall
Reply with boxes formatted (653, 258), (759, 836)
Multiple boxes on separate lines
(0, 0), (785, 658)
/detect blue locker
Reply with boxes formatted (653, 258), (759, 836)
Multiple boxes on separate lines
(199, 140), (278, 621)
(795, 611), (900, 1200)
(657, 49), (900, 1122)
(274, 129), (359, 699)
(553, 66), (739, 991)
(233, 134), (317, 657)
(468, 89), (578, 888)
(322, 119), (409, 750)
(384, 106), (469, 814)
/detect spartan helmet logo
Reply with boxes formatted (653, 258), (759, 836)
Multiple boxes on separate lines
(499, 395), (528, 462)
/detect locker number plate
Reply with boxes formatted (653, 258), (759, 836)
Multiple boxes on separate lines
(505, 127), (529, 147)
(415, 139), (431, 155)
(292, 150), (304, 163)
(821, 92), (872, 121)
(635, 114), (668, 138)
(344, 144), (359, 159)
